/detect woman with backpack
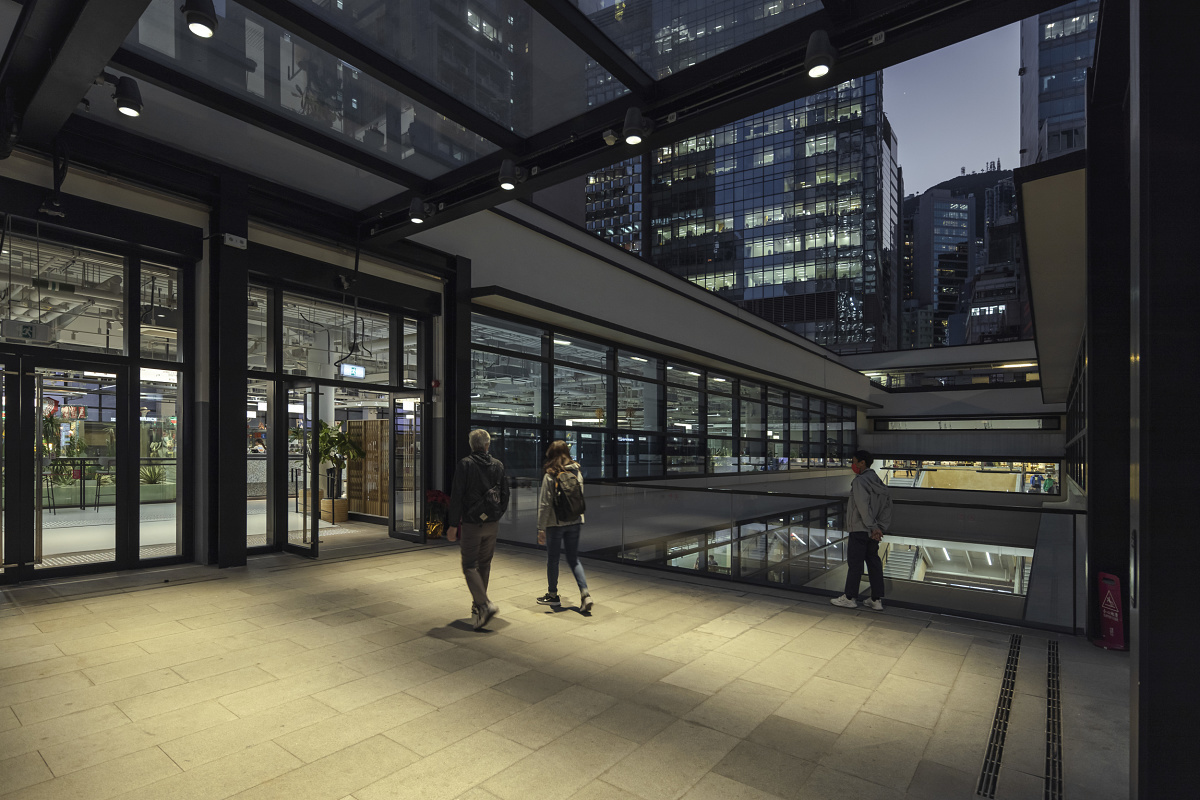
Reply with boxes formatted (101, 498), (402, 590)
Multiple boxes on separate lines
(536, 440), (592, 612)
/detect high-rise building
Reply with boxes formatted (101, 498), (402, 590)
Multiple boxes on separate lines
(1020, 0), (1100, 165)
(579, 2), (899, 353)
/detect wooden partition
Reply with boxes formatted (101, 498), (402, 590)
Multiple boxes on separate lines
(346, 420), (389, 517)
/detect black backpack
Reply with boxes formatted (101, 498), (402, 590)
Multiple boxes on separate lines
(468, 460), (504, 522)
(551, 468), (586, 520)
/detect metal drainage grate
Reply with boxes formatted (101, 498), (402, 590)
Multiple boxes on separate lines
(978, 633), (1022, 798)
(1045, 640), (1064, 799)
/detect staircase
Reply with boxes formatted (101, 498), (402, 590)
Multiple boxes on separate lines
(888, 472), (920, 488)
(883, 546), (919, 580)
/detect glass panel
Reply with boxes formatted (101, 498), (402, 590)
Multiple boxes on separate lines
(707, 373), (732, 393)
(141, 262), (182, 361)
(878, 460), (1062, 495)
(665, 362), (701, 387)
(286, 385), (319, 551)
(553, 336), (608, 369)
(571, 0), (823, 79)
(555, 429), (609, 479)
(1, 363), (5, 578)
(139, 368), (181, 558)
(248, 285), (270, 371)
(247, 377), (271, 547)
(281, 293), (390, 380)
(472, 313), (543, 356)
(740, 398), (764, 440)
(617, 351), (659, 377)
(34, 368), (118, 568)
(667, 436), (703, 474)
(128, 0), (500, 177)
(392, 396), (421, 536)
(708, 393), (733, 439)
(339, 387), (392, 529)
(483, 426), (543, 480)
(0, 234), (125, 355)
(401, 317), (419, 387)
(667, 386), (700, 434)
(554, 365), (608, 426)
(708, 436), (735, 473)
(617, 378), (660, 430)
(285, 0), (629, 136)
(617, 433), (662, 477)
(472, 351), (542, 422)
(740, 380), (762, 400)
(790, 392), (807, 409)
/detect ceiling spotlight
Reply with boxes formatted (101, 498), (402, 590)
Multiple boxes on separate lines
(112, 76), (143, 117)
(805, 29), (836, 78)
(409, 197), (431, 224)
(181, 0), (218, 39)
(498, 158), (526, 191)
(622, 107), (653, 145)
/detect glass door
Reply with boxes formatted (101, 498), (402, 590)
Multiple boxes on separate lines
(283, 382), (320, 557)
(391, 395), (422, 541)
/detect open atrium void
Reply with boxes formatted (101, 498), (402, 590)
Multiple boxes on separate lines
(0, 0), (1194, 798)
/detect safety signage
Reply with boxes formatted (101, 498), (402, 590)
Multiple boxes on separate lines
(1096, 572), (1127, 651)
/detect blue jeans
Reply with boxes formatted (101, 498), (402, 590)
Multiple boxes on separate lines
(546, 523), (588, 595)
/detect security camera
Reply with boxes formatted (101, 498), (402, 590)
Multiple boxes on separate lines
(602, 129), (619, 146)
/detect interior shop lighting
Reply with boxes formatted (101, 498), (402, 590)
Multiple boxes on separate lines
(999, 362), (1036, 368)
(630, 356), (648, 362)
(942, 547), (951, 561)
(498, 159), (526, 190)
(409, 197), (431, 224)
(986, 552), (993, 566)
(622, 107), (654, 145)
(553, 339), (571, 346)
(804, 29), (836, 78)
(181, 0), (218, 38)
(110, 75), (143, 117)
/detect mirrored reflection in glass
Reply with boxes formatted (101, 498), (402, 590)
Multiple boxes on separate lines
(128, 0), (499, 177)
(140, 369), (181, 558)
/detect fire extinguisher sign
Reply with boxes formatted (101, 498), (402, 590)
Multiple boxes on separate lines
(1096, 572), (1127, 651)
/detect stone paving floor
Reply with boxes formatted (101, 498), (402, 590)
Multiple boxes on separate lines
(0, 544), (1130, 800)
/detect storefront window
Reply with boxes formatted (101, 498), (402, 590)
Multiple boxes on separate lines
(141, 262), (182, 361)
(472, 313), (542, 356)
(281, 292), (389, 381)
(554, 365), (608, 426)
(248, 285), (270, 371)
(140, 369), (181, 557)
(617, 351), (659, 377)
(553, 337), (608, 369)
(666, 362), (701, 387)
(617, 434), (662, 477)
(472, 351), (542, 423)
(617, 378), (661, 430)
(667, 387), (700, 434)
(708, 393), (734, 439)
(401, 317), (419, 387)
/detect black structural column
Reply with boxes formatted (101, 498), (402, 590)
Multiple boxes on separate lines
(211, 176), (250, 568)
(1084, 2), (1130, 643)
(1128, 0), (1200, 795)
(444, 256), (471, 492)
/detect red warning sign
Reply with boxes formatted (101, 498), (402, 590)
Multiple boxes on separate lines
(1096, 572), (1127, 651)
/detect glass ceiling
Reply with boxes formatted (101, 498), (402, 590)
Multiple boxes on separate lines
(285, 0), (630, 135)
(571, 0), (824, 78)
(126, 0), (501, 179)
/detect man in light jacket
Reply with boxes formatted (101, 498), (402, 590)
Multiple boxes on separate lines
(832, 449), (893, 611)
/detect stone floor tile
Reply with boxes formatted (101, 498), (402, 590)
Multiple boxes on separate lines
(0, 750), (55, 794)
(683, 679), (788, 738)
(746, 714), (839, 762)
(219, 663), (364, 717)
(739, 651), (825, 694)
(119, 665), (277, 721)
(660, 651), (756, 695)
(992, 766), (1044, 800)
(797, 765), (905, 800)
(402, 658), (524, 708)
(170, 639), (307, 683)
(337, 636), (452, 676)
(817, 649), (898, 691)
(846, 626), (917, 659)
(588, 701), (677, 744)
(0, 705), (19, 732)
(813, 614), (874, 635)
(944, 670), (1001, 716)
(493, 670), (574, 705)
(911, 629), (973, 655)
(0, 643), (144, 689)
(602, 720), (739, 800)
(274, 692), (436, 763)
(313, 660), (446, 712)
(483, 723), (638, 800)
(783, 628), (856, 660)
(107, 741), (301, 800)
(580, 654), (682, 698)
(861, 674), (951, 730)
(693, 617), (751, 639)
(958, 642), (1007, 679)
(39, 699), (236, 776)
(776, 676), (872, 735)
(159, 696), (338, 769)
(13, 668), (184, 725)
(819, 712), (931, 790)
(644, 631), (728, 664)
(919, 708), (990, 776)
(385, 687), (530, 757)
(889, 646), (964, 688)
(2, 746), (180, 800)
(230, 734), (418, 800)
(680, 772), (787, 800)
(357, 730), (530, 800)
(488, 685), (617, 749)
(712, 738), (817, 799)
(0, 669), (93, 708)
(753, 611), (821, 637)
(713, 629), (792, 661)
(995, 692), (1047, 778)
(902, 759), (978, 800)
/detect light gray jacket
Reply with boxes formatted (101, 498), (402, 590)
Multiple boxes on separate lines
(847, 468), (892, 533)
(537, 463), (585, 529)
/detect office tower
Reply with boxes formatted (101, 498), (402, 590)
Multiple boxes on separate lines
(580, 2), (898, 352)
(908, 188), (976, 347)
(1020, 0), (1100, 165)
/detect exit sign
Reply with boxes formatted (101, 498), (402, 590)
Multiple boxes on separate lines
(340, 363), (365, 379)
(2, 320), (52, 343)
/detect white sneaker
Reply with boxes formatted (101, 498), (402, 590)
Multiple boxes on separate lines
(862, 598), (884, 612)
(830, 595), (858, 609)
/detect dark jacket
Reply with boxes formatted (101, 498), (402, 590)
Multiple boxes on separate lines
(847, 468), (893, 533)
(448, 451), (510, 526)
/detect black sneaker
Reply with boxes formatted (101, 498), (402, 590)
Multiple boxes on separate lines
(537, 593), (561, 607)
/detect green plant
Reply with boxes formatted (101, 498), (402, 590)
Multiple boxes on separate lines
(139, 465), (166, 485)
(50, 461), (74, 486)
(316, 420), (364, 469)
(42, 414), (59, 454)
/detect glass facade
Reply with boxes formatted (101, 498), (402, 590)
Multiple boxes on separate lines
(470, 312), (857, 479)
(1021, 1), (1099, 165)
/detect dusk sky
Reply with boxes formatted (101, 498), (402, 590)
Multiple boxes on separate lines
(883, 23), (1021, 197)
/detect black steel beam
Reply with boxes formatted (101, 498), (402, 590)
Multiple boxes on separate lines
(364, 0), (1064, 245)
(522, 0), (655, 95)
(109, 47), (429, 193)
(238, 0), (523, 150)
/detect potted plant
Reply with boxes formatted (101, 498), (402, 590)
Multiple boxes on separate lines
(139, 464), (176, 503)
(317, 420), (363, 522)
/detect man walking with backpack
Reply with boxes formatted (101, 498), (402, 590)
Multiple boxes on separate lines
(831, 449), (893, 611)
(448, 429), (509, 630)
(535, 440), (592, 612)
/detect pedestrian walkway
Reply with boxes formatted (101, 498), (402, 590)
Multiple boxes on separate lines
(0, 544), (1129, 799)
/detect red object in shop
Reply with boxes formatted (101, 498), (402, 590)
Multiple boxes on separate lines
(1095, 572), (1127, 651)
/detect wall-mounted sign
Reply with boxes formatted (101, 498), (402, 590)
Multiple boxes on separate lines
(340, 363), (366, 379)
(1, 319), (51, 343)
